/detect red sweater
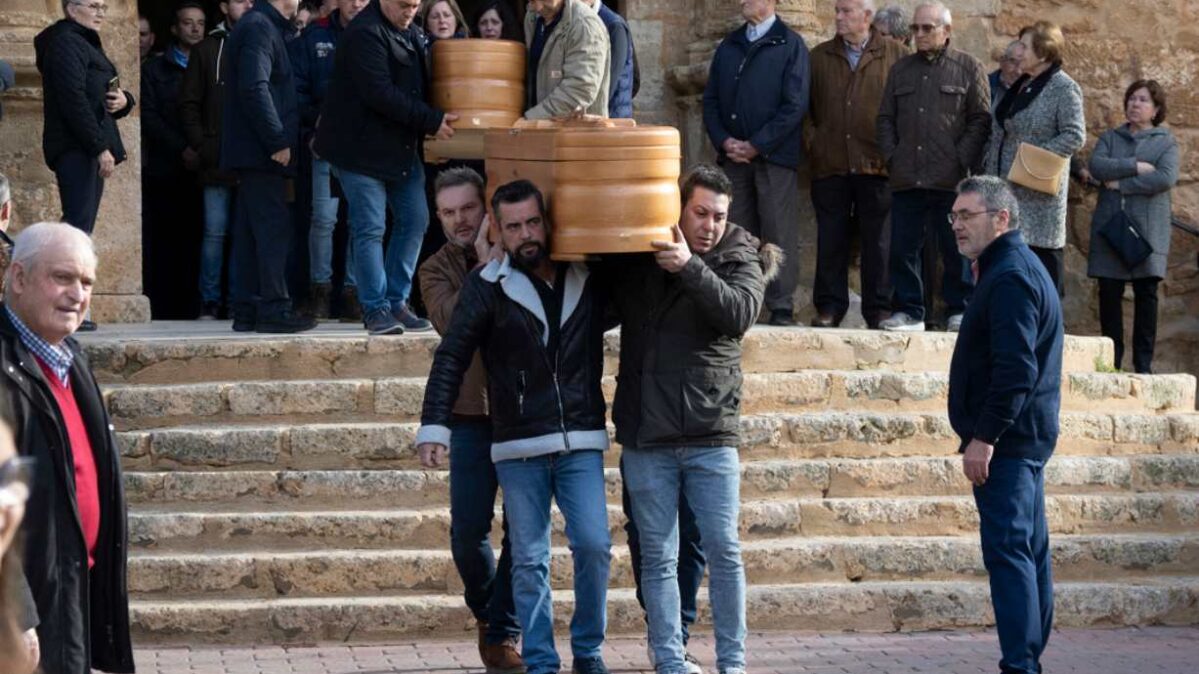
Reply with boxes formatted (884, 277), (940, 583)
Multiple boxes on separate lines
(36, 357), (101, 568)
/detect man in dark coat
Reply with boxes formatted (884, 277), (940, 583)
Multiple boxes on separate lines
(604, 165), (775, 674)
(703, 0), (809, 325)
(314, 0), (454, 336)
(580, 0), (636, 119)
(180, 0), (254, 319)
(141, 1), (207, 319)
(34, 1), (136, 236)
(220, 0), (316, 333)
(1, 222), (134, 674)
(947, 176), (1063, 674)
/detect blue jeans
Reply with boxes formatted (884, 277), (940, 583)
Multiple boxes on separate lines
(623, 447), (746, 674)
(620, 455), (705, 645)
(335, 163), (428, 315)
(199, 185), (233, 304)
(449, 421), (519, 642)
(890, 188), (973, 321)
(973, 455), (1053, 674)
(309, 157), (355, 287)
(495, 450), (611, 674)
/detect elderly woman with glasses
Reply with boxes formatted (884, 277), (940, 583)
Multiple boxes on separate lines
(984, 21), (1086, 295)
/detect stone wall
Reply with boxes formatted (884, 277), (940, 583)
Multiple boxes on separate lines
(0, 0), (150, 322)
(638, 0), (1199, 377)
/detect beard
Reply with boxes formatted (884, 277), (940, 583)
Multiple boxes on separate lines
(510, 241), (548, 271)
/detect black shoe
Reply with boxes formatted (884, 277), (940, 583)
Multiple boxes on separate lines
(339, 286), (364, 323)
(768, 309), (796, 326)
(255, 310), (317, 334)
(393, 304), (433, 332)
(78, 319), (98, 332)
(308, 282), (333, 320)
(571, 657), (610, 674)
(198, 301), (220, 320)
(810, 312), (840, 328)
(364, 307), (404, 336)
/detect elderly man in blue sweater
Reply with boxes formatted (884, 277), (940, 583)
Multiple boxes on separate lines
(947, 175), (1063, 674)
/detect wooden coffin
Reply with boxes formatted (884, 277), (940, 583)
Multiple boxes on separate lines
(426, 39), (526, 161)
(484, 120), (682, 260)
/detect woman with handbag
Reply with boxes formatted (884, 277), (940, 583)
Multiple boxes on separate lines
(984, 21), (1086, 293)
(1085, 80), (1180, 374)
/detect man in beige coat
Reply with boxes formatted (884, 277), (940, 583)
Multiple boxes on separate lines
(524, 0), (611, 119)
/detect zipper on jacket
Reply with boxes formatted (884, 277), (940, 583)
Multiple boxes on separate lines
(517, 370), (527, 417)
(519, 306), (572, 451)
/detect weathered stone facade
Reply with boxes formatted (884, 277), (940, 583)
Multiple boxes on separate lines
(0, 0), (150, 322)
(630, 0), (1199, 376)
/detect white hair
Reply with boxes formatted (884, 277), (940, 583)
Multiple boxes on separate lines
(914, 1), (952, 26)
(3, 222), (98, 294)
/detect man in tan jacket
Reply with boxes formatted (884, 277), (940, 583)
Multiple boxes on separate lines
(808, 0), (907, 329)
(417, 167), (524, 674)
(524, 0), (610, 119)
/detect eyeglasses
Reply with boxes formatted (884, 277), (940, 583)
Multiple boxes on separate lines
(909, 23), (941, 34)
(71, 1), (108, 14)
(947, 210), (1000, 225)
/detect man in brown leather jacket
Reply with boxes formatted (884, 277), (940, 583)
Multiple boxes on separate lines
(416, 167), (523, 674)
(875, 1), (990, 332)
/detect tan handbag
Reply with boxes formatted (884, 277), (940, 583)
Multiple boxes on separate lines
(1007, 142), (1069, 195)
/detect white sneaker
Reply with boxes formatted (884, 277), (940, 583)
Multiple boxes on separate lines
(946, 313), (964, 332)
(879, 311), (926, 332)
(646, 643), (704, 674)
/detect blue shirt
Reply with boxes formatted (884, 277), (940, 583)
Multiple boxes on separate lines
(5, 305), (73, 385)
(746, 14), (777, 42)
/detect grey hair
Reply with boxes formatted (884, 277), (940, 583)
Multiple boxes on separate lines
(3, 222), (98, 294)
(914, 2), (952, 26)
(956, 176), (1020, 230)
(841, 0), (876, 11)
(432, 166), (485, 202)
(0, 171), (9, 207)
(1003, 39), (1023, 58)
(872, 5), (909, 40)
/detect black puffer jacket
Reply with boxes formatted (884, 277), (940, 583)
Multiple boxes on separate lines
(141, 50), (189, 178)
(179, 24), (237, 185)
(417, 259), (609, 462)
(603, 223), (777, 449)
(0, 310), (133, 674)
(34, 19), (135, 167)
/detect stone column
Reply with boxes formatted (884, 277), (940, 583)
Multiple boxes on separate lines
(0, 0), (150, 322)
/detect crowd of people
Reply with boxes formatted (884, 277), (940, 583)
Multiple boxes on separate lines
(0, 1), (1186, 673)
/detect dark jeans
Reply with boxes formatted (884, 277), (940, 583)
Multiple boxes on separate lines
(890, 188), (972, 321)
(973, 455), (1053, 674)
(811, 174), (892, 323)
(620, 454), (705, 645)
(1030, 246), (1063, 297)
(230, 170), (293, 319)
(721, 159), (800, 312)
(449, 421), (519, 642)
(1098, 277), (1160, 374)
(53, 150), (104, 234)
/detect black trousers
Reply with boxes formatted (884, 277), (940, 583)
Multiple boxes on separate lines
(143, 173), (203, 319)
(811, 174), (891, 323)
(53, 150), (104, 234)
(230, 170), (293, 319)
(1098, 277), (1160, 374)
(1030, 246), (1064, 297)
(721, 159), (800, 312)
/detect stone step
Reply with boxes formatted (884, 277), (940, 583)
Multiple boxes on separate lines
(123, 454), (1199, 508)
(81, 325), (1114, 386)
(127, 492), (1199, 552)
(117, 412), (1199, 473)
(126, 533), (1199, 601)
(129, 578), (1199, 645)
(103, 370), (1196, 430)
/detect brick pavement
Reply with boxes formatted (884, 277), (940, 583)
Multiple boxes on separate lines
(134, 626), (1196, 673)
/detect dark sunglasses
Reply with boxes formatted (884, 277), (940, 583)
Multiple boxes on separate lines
(0, 456), (34, 492)
(0, 229), (12, 248)
(909, 23), (941, 34)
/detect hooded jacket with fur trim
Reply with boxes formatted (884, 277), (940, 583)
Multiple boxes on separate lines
(602, 222), (779, 449)
(416, 256), (609, 462)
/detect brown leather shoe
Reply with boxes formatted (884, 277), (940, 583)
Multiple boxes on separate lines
(810, 312), (840, 328)
(479, 623), (525, 674)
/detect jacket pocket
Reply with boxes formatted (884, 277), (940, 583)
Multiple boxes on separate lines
(680, 367), (742, 437)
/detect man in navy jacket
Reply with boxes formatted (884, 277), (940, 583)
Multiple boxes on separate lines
(702, 0), (809, 326)
(220, 0), (315, 333)
(947, 176), (1062, 674)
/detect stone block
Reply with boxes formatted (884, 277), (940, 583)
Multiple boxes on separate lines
(225, 380), (366, 417)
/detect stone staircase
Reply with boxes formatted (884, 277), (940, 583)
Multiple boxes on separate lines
(79, 324), (1199, 646)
